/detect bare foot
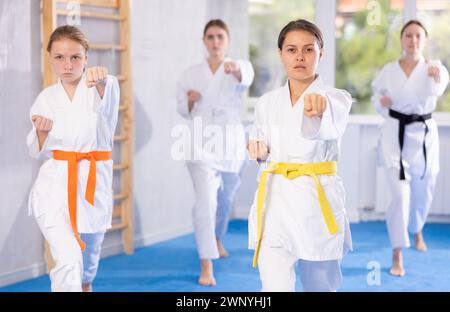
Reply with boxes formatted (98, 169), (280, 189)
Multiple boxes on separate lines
(390, 248), (405, 277)
(82, 283), (93, 292)
(390, 263), (405, 277)
(216, 239), (229, 258)
(198, 259), (216, 286)
(414, 232), (428, 252)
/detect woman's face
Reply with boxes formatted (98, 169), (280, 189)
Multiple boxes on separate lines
(49, 39), (88, 85)
(279, 30), (322, 82)
(203, 26), (229, 58)
(401, 24), (427, 56)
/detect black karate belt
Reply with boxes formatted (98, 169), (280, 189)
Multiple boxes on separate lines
(388, 109), (432, 180)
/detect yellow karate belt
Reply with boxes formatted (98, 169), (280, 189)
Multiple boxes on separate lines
(252, 161), (339, 268)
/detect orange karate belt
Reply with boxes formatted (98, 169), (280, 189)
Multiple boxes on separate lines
(53, 150), (112, 251)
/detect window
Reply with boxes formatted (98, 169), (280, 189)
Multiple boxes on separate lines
(248, 0), (315, 97)
(335, 0), (404, 114)
(417, 0), (450, 112)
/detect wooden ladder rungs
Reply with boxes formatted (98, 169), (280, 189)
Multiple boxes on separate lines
(117, 75), (127, 82)
(90, 43), (127, 51)
(113, 163), (129, 171)
(57, 0), (120, 9)
(112, 205), (122, 218)
(114, 134), (128, 142)
(43, 0), (134, 260)
(56, 9), (124, 21)
(113, 192), (128, 201)
(109, 222), (127, 232)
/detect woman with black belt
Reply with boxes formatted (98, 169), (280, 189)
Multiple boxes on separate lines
(372, 20), (449, 277)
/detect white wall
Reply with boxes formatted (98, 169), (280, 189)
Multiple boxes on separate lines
(0, 0), (250, 287)
(115, 0), (209, 256)
(127, 0), (250, 252)
(207, 0), (249, 60)
(0, 0), (46, 287)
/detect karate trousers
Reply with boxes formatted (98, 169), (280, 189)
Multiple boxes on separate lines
(187, 162), (242, 259)
(385, 167), (437, 249)
(36, 214), (105, 292)
(257, 240), (342, 292)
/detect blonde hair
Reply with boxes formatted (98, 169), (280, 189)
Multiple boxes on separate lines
(47, 25), (89, 53)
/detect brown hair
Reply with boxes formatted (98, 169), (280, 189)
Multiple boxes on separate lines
(47, 25), (89, 53)
(203, 19), (230, 38)
(278, 19), (324, 50)
(400, 20), (428, 38)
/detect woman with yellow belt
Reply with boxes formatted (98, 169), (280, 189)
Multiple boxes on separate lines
(247, 19), (352, 292)
(27, 25), (120, 291)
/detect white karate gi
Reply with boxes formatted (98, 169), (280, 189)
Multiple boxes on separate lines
(372, 58), (449, 248)
(27, 74), (120, 291)
(248, 77), (353, 291)
(177, 58), (254, 259)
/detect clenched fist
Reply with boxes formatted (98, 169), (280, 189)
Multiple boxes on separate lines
(224, 61), (240, 75)
(428, 66), (441, 83)
(304, 93), (327, 118)
(380, 95), (392, 108)
(187, 90), (202, 113)
(187, 90), (202, 103)
(247, 140), (269, 161)
(32, 115), (53, 133)
(86, 66), (108, 88)
(32, 115), (53, 150)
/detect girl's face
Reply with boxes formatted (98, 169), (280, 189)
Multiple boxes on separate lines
(49, 39), (88, 85)
(279, 30), (322, 82)
(401, 24), (427, 56)
(203, 26), (229, 58)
